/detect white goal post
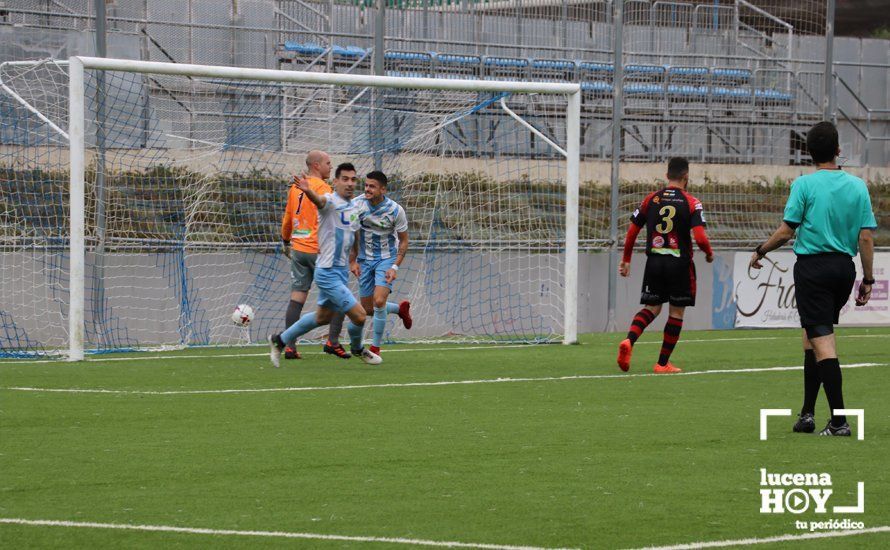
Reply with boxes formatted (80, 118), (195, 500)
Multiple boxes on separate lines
(62, 56), (581, 360)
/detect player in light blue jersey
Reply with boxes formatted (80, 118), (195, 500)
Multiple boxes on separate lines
(349, 171), (413, 356)
(268, 172), (381, 367)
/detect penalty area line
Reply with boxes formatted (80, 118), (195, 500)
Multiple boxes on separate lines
(628, 525), (890, 549)
(0, 518), (573, 550)
(1, 363), (884, 396)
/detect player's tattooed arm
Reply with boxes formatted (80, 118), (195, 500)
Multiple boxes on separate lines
(386, 231), (409, 284)
(395, 231), (409, 267)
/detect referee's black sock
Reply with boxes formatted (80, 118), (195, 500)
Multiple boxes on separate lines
(285, 299), (304, 330)
(801, 349), (820, 416)
(817, 357), (846, 426)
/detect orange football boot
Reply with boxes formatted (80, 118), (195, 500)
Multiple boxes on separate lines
(616, 339), (633, 372)
(653, 362), (682, 374)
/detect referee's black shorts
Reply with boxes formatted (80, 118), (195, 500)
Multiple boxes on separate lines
(640, 255), (696, 307)
(793, 253), (856, 327)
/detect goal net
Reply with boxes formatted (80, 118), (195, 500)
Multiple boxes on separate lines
(0, 58), (580, 358)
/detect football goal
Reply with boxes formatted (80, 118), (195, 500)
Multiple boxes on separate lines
(0, 57), (580, 359)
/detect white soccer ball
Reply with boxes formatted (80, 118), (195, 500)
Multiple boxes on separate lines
(231, 304), (254, 327)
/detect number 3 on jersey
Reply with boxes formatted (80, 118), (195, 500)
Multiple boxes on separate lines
(655, 205), (676, 234)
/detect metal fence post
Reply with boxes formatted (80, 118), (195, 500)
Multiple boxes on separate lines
(607, 0), (624, 332)
(823, 0), (836, 120)
(93, 0), (108, 342)
(373, 0), (386, 170)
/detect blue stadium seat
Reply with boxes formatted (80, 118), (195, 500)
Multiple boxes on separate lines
(436, 53), (481, 65)
(434, 53), (482, 79)
(329, 45), (370, 71)
(711, 68), (752, 83)
(531, 59), (576, 82)
(625, 83), (665, 96)
(667, 84), (709, 99)
(483, 56), (529, 80)
(625, 64), (666, 82)
(755, 88), (793, 103)
(668, 66), (708, 78)
(484, 56), (529, 68)
(385, 51), (432, 62)
(384, 51), (433, 77)
(580, 81), (613, 95)
(667, 66), (709, 86)
(626, 64), (666, 75)
(532, 59), (575, 70)
(283, 41), (327, 56)
(331, 45), (367, 59)
(711, 86), (753, 101)
(577, 62), (614, 79)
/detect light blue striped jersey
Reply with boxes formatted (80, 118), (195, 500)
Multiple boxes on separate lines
(316, 192), (364, 268)
(355, 196), (409, 261)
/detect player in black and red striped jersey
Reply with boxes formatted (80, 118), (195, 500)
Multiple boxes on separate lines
(616, 157), (714, 374)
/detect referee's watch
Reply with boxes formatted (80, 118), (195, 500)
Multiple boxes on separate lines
(862, 277), (875, 285)
(754, 244), (767, 257)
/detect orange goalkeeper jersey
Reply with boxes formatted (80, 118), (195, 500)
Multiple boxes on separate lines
(281, 176), (332, 254)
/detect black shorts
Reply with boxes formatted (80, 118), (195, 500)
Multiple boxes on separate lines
(640, 255), (696, 307)
(793, 253), (855, 327)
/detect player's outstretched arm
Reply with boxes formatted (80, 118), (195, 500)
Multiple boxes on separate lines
(856, 228), (875, 306)
(293, 174), (327, 209)
(749, 221), (796, 269)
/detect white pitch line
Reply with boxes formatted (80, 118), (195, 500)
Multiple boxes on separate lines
(0, 344), (534, 365)
(2, 362), (884, 396)
(2, 333), (886, 366)
(629, 525), (890, 549)
(0, 518), (572, 550)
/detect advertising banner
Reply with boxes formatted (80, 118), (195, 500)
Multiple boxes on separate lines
(733, 252), (890, 327)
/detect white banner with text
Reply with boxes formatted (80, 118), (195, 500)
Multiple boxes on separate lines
(733, 252), (890, 327)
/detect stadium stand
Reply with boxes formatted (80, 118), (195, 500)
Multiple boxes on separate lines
(277, 42), (794, 111)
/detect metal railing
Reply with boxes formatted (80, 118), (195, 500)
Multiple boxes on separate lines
(833, 72), (890, 167)
(1, 0), (887, 166)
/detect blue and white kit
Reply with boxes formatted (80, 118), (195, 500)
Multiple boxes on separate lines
(354, 196), (409, 297)
(314, 192), (364, 312)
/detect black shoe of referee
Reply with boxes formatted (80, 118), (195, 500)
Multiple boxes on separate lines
(818, 420), (851, 437)
(793, 413), (815, 433)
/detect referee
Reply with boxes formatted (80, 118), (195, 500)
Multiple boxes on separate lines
(749, 121), (877, 437)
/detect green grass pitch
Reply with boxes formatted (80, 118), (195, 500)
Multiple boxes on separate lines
(1, 328), (888, 549)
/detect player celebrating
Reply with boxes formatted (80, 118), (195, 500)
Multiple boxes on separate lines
(616, 157), (714, 374)
(280, 151), (349, 360)
(269, 171), (381, 367)
(350, 171), (413, 356)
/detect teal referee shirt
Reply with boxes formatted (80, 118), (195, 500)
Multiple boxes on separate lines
(783, 170), (878, 256)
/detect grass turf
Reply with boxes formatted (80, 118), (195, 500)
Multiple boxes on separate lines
(1, 327), (888, 549)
